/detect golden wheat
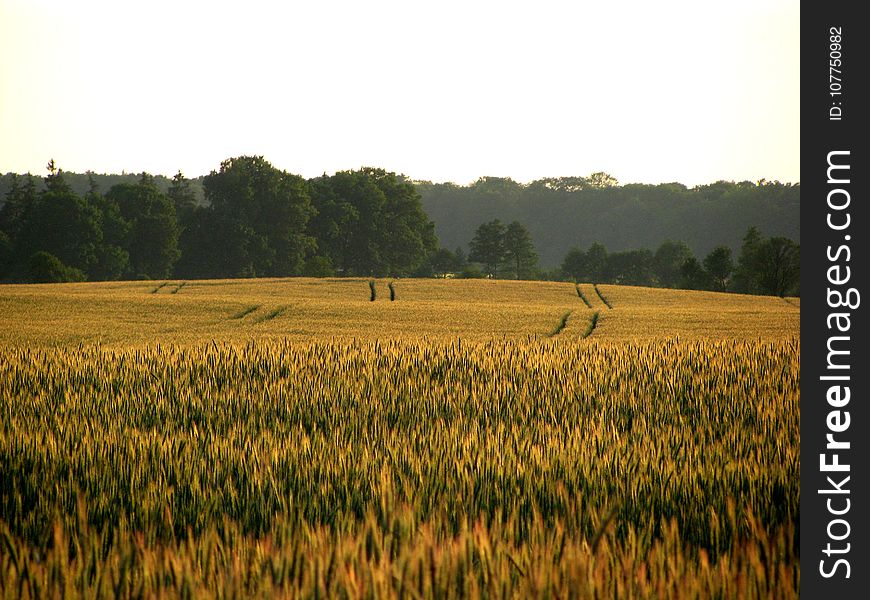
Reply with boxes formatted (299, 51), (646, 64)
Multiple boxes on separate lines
(0, 279), (800, 598)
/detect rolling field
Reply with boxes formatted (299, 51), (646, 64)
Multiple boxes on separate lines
(0, 277), (798, 346)
(0, 279), (799, 598)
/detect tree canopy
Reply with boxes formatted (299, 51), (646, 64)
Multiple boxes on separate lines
(415, 175), (799, 268)
(0, 162), (797, 296)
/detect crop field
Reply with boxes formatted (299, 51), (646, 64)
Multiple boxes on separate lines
(0, 278), (798, 346)
(0, 279), (799, 598)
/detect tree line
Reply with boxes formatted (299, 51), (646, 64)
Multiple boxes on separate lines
(0, 159), (799, 296)
(427, 220), (799, 297)
(415, 175), (799, 268)
(0, 157), (437, 282)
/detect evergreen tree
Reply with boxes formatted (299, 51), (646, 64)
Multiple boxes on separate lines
(17, 164), (102, 278)
(167, 171), (198, 231)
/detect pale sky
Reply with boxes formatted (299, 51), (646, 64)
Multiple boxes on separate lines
(0, 0), (799, 186)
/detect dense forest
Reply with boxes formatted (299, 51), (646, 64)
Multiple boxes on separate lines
(0, 158), (436, 282)
(414, 175), (799, 267)
(0, 160), (800, 295)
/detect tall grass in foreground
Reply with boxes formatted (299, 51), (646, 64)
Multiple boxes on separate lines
(0, 339), (799, 598)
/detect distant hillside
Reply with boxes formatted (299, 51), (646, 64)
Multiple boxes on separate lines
(415, 177), (799, 268)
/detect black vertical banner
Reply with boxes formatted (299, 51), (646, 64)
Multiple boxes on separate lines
(801, 3), (868, 597)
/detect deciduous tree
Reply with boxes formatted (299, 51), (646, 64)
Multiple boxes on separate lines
(468, 219), (506, 277)
(503, 221), (538, 279)
(703, 246), (734, 292)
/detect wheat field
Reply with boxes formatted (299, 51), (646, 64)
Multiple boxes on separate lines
(0, 278), (798, 346)
(0, 279), (799, 598)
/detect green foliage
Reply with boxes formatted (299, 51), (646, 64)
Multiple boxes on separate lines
(27, 251), (86, 283)
(167, 171), (198, 229)
(546, 310), (572, 336)
(174, 207), (223, 278)
(755, 238), (800, 297)
(732, 228), (799, 296)
(302, 255), (336, 277)
(561, 247), (586, 281)
(703, 246), (734, 292)
(428, 248), (461, 277)
(203, 156), (315, 277)
(680, 257), (711, 291)
(309, 168), (436, 277)
(17, 170), (102, 277)
(584, 242), (608, 281)
(468, 219), (507, 277)
(593, 284), (613, 309)
(0, 165), (800, 291)
(581, 311), (600, 339)
(559, 243), (608, 283)
(416, 178), (799, 268)
(732, 227), (763, 293)
(106, 175), (180, 279)
(0, 231), (13, 278)
(587, 171), (619, 188)
(458, 264), (484, 279)
(0, 174), (38, 246)
(575, 283), (592, 308)
(85, 181), (130, 280)
(653, 240), (693, 288)
(503, 220), (538, 279)
(558, 234), (796, 297)
(603, 248), (655, 286)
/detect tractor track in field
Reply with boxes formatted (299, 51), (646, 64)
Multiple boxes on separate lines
(254, 306), (287, 323)
(547, 310), (573, 337)
(231, 304), (261, 319)
(575, 284), (592, 308)
(593, 284), (613, 309)
(581, 311), (600, 340)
